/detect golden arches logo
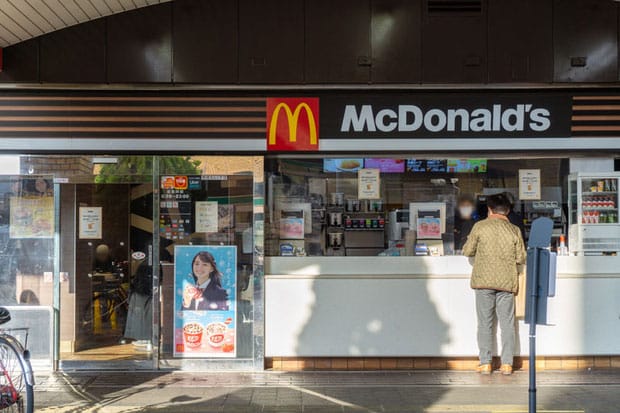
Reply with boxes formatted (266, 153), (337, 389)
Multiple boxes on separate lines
(268, 102), (318, 146)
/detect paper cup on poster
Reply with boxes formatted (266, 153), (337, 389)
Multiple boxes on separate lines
(183, 322), (204, 348)
(205, 322), (228, 348)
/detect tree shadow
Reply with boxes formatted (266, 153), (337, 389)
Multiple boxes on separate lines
(294, 272), (451, 358)
(51, 370), (464, 412)
(269, 257), (454, 411)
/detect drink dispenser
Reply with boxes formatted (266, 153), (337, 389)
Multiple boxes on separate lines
(388, 209), (409, 242)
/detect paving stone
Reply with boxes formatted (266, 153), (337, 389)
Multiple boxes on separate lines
(31, 370), (620, 412)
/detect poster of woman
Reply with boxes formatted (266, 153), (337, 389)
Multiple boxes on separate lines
(173, 245), (237, 358)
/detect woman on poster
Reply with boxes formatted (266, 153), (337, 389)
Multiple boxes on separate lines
(181, 251), (229, 311)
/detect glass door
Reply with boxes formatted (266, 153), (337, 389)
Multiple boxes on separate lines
(56, 156), (157, 369)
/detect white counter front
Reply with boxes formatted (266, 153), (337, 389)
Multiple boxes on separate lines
(265, 256), (620, 357)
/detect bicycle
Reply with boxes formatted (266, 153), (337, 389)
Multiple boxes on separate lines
(0, 307), (34, 413)
(81, 273), (129, 332)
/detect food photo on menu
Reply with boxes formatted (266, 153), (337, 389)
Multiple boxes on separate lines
(364, 158), (406, 173)
(323, 158), (365, 172)
(173, 245), (237, 357)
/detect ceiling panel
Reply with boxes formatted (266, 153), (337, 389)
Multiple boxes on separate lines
(106, 0), (128, 13)
(0, 0), (171, 47)
(115, 0), (135, 11)
(7, 1), (56, 33)
(74, 0), (103, 19)
(89, 0), (113, 15)
(0, 5), (35, 42)
(43, 0), (80, 26)
(26, 0), (66, 29)
(0, 1), (44, 38)
(61, 1), (90, 23)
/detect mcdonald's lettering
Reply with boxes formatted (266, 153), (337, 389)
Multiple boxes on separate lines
(266, 98), (319, 151)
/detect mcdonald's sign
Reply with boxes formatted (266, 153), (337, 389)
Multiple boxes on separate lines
(266, 98), (319, 151)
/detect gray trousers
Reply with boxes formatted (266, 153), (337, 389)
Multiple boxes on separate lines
(475, 289), (515, 366)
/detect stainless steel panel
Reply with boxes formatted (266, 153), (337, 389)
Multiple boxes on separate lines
(344, 230), (385, 248)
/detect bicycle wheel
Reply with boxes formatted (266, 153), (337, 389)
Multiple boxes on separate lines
(81, 294), (113, 326)
(0, 336), (34, 413)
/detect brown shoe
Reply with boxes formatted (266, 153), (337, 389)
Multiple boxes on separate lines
(477, 364), (492, 375)
(500, 364), (513, 375)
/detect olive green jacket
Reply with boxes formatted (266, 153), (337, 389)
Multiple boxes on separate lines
(462, 216), (526, 293)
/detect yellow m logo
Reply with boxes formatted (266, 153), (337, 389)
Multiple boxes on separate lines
(268, 102), (318, 146)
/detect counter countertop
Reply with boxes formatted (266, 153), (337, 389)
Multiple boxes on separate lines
(265, 255), (620, 278)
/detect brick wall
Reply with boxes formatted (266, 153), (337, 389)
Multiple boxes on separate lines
(266, 356), (620, 371)
(20, 156), (93, 177)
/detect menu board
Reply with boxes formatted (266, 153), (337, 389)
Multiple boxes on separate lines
(324, 159), (364, 172)
(173, 245), (237, 358)
(407, 159), (426, 172)
(447, 159), (488, 173)
(406, 159), (447, 172)
(364, 159), (405, 173)
(426, 160), (448, 172)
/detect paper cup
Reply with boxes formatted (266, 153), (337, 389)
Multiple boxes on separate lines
(183, 322), (203, 348)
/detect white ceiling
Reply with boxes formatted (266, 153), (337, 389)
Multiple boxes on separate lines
(0, 0), (172, 48)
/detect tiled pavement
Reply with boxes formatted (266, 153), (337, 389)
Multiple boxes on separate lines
(34, 370), (620, 412)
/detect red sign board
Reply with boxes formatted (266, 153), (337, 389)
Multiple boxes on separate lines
(266, 97), (319, 151)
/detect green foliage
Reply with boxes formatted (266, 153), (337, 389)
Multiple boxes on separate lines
(95, 156), (202, 183)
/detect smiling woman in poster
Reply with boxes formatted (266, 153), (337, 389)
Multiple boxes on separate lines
(181, 251), (229, 311)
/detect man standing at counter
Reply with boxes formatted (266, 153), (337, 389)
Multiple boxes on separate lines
(463, 193), (526, 375)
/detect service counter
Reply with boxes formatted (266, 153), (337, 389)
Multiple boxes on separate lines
(265, 256), (620, 358)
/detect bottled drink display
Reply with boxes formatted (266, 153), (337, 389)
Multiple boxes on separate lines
(581, 178), (618, 224)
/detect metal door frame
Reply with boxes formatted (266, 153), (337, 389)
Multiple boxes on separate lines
(54, 159), (158, 371)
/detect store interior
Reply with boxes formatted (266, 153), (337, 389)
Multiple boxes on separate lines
(265, 156), (614, 257)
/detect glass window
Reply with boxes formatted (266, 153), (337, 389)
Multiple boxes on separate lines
(0, 173), (55, 368)
(0, 176), (55, 306)
(266, 156), (570, 257)
(158, 156), (263, 366)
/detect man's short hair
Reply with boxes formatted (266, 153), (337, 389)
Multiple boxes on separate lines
(502, 191), (516, 208)
(487, 193), (511, 215)
(457, 194), (476, 206)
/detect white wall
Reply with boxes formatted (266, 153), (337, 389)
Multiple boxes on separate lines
(0, 156), (20, 174)
(265, 257), (620, 357)
(570, 158), (615, 173)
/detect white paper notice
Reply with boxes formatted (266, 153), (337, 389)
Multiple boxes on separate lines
(519, 169), (541, 200)
(358, 168), (381, 199)
(195, 201), (218, 233)
(79, 207), (102, 239)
